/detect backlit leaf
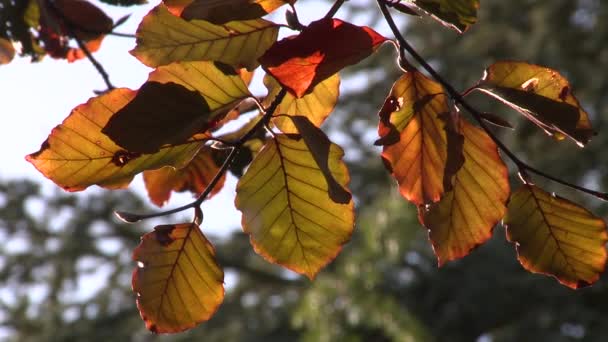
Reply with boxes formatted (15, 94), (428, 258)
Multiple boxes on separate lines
(235, 131), (354, 279)
(131, 4), (279, 69)
(132, 223), (224, 333)
(102, 61), (251, 154)
(0, 37), (15, 64)
(477, 61), (595, 146)
(263, 73), (340, 133)
(143, 146), (225, 207)
(412, 0), (479, 34)
(259, 17), (387, 98)
(378, 71), (452, 206)
(182, 0), (295, 24)
(504, 185), (608, 289)
(419, 117), (510, 265)
(26, 88), (204, 192)
(51, 0), (114, 40)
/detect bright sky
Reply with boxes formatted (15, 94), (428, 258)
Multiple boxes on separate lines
(0, 0), (384, 236)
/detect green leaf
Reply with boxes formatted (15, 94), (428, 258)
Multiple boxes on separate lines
(26, 88), (205, 192)
(181, 0), (295, 24)
(504, 184), (608, 289)
(419, 117), (510, 265)
(477, 61), (595, 146)
(413, 0), (479, 33)
(132, 223), (224, 333)
(377, 71), (453, 206)
(235, 131), (354, 279)
(263, 73), (340, 134)
(102, 61), (251, 154)
(131, 4), (279, 69)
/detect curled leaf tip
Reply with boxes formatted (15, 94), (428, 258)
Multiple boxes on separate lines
(115, 211), (143, 223)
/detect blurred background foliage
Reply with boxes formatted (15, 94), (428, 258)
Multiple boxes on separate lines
(2, 0), (608, 341)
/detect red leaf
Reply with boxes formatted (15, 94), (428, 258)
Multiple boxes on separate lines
(259, 18), (387, 98)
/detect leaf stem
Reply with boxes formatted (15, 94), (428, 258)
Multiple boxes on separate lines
(116, 89), (289, 222)
(377, 0), (608, 201)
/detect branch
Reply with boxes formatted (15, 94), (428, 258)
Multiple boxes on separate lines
(116, 89), (289, 223)
(377, 0), (608, 201)
(46, 1), (115, 92)
(325, 0), (348, 19)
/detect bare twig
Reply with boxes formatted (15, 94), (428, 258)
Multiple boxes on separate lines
(377, 0), (608, 201)
(325, 0), (348, 19)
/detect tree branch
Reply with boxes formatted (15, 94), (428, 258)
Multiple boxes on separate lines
(325, 0), (348, 19)
(377, 0), (608, 201)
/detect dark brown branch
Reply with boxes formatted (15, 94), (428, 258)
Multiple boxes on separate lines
(116, 89), (290, 223)
(377, 0), (608, 201)
(325, 0), (348, 19)
(46, 1), (115, 91)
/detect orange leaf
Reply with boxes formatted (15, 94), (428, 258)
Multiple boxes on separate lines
(378, 71), (452, 206)
(504, 185), (608, 289)
(0, 37), (15, 64)
(133, 223), (224, 333)
(181, 0), (295, 24)
(259, 18), (387, 98)
(419, 117), (510, 265)
(143, 147), (225, 207)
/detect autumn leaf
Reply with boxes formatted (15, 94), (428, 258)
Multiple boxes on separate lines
(0, 37), (15, 64)
(419, 117), (510, 265)
(181, 0), (295, 24)
(235, 128), (354, 279)
(144, 147), (225, 207)
(259, 17), (387, 98)
(263, 73), (340, 133)
(476, 61), (595, 146)
(412, 0), (479, 33)
(131, 4), (279, 69)
(132, 223), (224, 333)
(504, 185), (608, 289)
(102, 61), (251, 154)
(26, 88), (205, 192)
(378, 71), (455, 206)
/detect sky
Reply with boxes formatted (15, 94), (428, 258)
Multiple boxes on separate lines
(0, 0), (397, 236)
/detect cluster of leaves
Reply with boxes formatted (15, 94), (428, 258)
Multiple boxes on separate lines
(23, 0), (608, 335)
(0, 0), (143, 65)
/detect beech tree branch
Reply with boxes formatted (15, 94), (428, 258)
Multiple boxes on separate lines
(116, 89), (289, 223)
(377, 0), (608, 201)
(325, 0), (348, 19)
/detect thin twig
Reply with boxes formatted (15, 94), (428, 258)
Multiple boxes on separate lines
(377, 0), (608, 201)
(116, 89), (289, 222)
(46, 1), (115, 91)
(325, 0), (347, 19)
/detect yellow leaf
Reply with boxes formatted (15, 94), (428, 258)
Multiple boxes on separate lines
(412, 0), (479, 34)
(102, 61), (251, 154)
(378, 71), (452, 206)
(26, 88), (204, 192)
(263, 73), (340, 134)
(419, 117), (510, 265)
(477, 61), (595, 146)
(504, 184), (608, 289)
(235, 133), (354, 279)
(143, 147), (225, 207)
(132, 223), (224, 333)
(131, 4), (279, 69)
